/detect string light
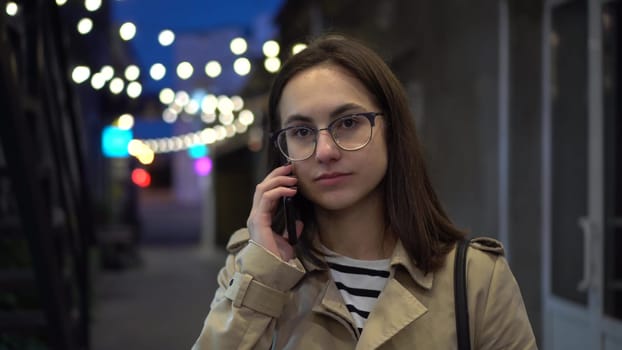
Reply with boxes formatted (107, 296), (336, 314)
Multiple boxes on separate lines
(127, 81), (142, 98)
(158, 29), (175, 46)
(150, 63), (166, 80)
(109, 77), (125, 94)
(205, 61), (222, 78)
(292, 43), (307, 55)
(119, 22), (136, 41)
(264, 57), (281, 73)
(117, 114), (135, 130)
(90, 73), (106, 89)
(72, 66), (91, 84)
(230, 37), (248, 55)
(159, 88), (175, 104)
(262, 40), (280, 57)
(176, 62), (194, 80)
(124, 65), (140, 81)
(6, 2), (18, 16)
(233, 57), (251, 76)
(77, 18), (94, 35)
(85, 0), (102, 12)
(76, 37), (304, 160)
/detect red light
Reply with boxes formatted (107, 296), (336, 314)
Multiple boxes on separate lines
(131, 168), (151, 188)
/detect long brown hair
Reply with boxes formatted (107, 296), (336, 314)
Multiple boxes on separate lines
(267, 34), (465, 272)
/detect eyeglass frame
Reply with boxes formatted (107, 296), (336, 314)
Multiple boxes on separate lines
(270, 112), (384, 161)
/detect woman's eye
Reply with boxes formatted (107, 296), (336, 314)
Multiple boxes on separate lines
(339, 117), (359, 128)
(292, 127), (311, 137)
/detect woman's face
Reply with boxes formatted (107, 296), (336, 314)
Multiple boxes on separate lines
(277, 63), (388, 212)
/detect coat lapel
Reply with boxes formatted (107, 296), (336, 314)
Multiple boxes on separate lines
(311, 274), (359, 340)
(355, 277), (428, 350)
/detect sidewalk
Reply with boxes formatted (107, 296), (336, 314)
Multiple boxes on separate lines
(91, 244), (226, 350)
(91, 188), (227, 349)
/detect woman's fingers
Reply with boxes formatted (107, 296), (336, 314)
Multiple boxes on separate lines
(246, 164), (300, 260)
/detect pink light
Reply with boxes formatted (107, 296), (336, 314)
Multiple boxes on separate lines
(194, 157), (213, 176)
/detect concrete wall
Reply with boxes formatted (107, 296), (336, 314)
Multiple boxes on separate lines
(388, 0), (543, 342)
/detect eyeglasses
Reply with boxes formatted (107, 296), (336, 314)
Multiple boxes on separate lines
(271, 112), (383, 161)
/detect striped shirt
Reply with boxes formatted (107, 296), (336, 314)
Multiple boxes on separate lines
(322, 247), (391, 333)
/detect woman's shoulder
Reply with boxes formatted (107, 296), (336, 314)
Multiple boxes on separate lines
(463, 237), (512, 285)
(468, 237), (505, 256)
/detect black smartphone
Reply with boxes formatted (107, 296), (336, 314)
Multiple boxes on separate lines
(283, 196), (298, 245)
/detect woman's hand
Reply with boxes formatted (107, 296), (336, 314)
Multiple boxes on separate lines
(247, 164), (303, 261)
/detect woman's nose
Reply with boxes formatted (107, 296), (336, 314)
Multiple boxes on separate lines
(314, 130), (341, 162)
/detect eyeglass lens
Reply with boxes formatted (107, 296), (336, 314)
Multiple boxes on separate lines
(277, 114), (373, 161)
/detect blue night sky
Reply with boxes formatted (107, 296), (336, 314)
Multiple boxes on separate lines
(110, 0), (285, 95)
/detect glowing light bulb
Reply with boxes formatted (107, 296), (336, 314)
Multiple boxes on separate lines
(77, 18), (93, 34)
(292, 43), (307, 55)
(264, 57), (281, 73)
(85, 0), (102, 12)
(233, 57), (251, 76)
(159, 88), (175, 105)
(176, 61), (194, 80)
(124, 65), (140, 81)
(150, 63), (166, 80)
(230, 37), (247, 55)
(158, 29), (175, 46)
(90, 73), (106, 90)
(109, 77), (125, 94)
(71, 66), (91, 84)
(119, 22), (136, 41)
(117, 114), (135, 130)
(6, 2), (18, 16)
(126, 81), (142, 98)
(262, 40), (280, 57)
(205, 61), (221, 78)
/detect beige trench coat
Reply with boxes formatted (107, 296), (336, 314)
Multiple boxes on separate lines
(192, 229), (537, 349)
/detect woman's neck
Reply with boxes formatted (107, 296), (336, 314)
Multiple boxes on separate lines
(315, 192), (395, 260)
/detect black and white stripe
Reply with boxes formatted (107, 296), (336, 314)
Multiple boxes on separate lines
(324, 255), (390, 333)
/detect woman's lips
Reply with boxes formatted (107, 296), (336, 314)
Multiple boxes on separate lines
(314, 173), (352, 186)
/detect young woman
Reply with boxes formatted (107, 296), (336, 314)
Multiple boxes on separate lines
(192, 35), (537, 349)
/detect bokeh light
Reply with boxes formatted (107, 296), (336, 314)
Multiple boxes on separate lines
(158, 29), (175, 46)
(119, 22), (136, 41)
(205, 61), (222, 78)
(150, 63), (166, 80)
(71, 66), (91, 84)
(233, 57), (251, 76)
(176, 61), (194, 80)
(85, 0), (102, 12)
(230, 37), (248, 55)
(262, 40), (280, 57)
(292, 43), (307, 55)
(124, 65), (140, 81)
(194, 157), (213, 176)
(159, 88), (175, 104)
(131, 168), (151, 188)
(77, 18), (93, 35)
(6, 2), (18, 16)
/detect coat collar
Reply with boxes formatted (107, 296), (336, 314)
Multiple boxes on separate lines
(305, 240), (432, 349)
(389, 240), (434, 290)
(299, 239), (434, 291)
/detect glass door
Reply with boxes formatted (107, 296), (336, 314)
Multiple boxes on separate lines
(602, 1), (622, 348)
(543, 0), (622, 349)
(543, 1), (592, 348)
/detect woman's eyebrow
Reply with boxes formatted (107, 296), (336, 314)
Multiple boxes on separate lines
(329, 103), (366, 118)
(282, 103), (368, 126)
(282, 114), (313, 126)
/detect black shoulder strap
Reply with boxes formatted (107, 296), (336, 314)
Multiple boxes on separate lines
(454, 239), (471, 350)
